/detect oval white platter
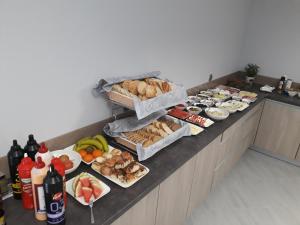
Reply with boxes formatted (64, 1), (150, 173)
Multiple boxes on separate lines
(52, 147), (81, 174)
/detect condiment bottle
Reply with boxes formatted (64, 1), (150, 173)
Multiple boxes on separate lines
(31, 157), (48, 221)
(24, 134), (40, 162)
(277, 76), (285, 91)
(43, 164), (65, 225)
(35, 143), (53, 167)
(0, 187), (6, 225)
(18, 153), (35, 209)
(51, 158), (67, 207)
(7, 140), (24, 199)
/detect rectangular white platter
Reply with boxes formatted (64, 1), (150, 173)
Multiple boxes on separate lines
(91, 146), (150, 188)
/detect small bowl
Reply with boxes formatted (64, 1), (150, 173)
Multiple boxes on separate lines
(288, 90), (297, 97)
(175, 103), (187, 111)
(187, 106), (202, 115)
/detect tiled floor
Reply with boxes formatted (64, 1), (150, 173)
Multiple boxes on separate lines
(185, 150), (300, 225)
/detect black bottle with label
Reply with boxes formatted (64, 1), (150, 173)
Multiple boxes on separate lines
(43, 164), (65, 225)
(7, 140), (24, 199)
(24, 134), (40, 161)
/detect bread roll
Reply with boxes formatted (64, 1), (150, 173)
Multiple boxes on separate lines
(128, 80), (139, 95)
(121, 80), (131, 90)
(162, 81), (172, 93)
(146, 85), (157, 98)
(137, 81), (147, 95)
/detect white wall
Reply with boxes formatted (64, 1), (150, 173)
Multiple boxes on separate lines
(240, 0), (300, 82)
(0, 0), (251, 156)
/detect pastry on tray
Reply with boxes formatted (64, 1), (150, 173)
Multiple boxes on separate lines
(91, 149), (148, 186)
(121, 118), (182, 148)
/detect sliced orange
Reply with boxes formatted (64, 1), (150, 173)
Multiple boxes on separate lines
(92, 149), (103, 158)
(83, 154), (94, 163)
(79, 149), (87, 158)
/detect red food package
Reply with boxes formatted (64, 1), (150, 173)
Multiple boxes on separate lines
(168, 108), (191, 120)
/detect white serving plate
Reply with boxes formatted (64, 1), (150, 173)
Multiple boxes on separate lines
(92, 161), (149, 189)
(205, 107), (229, 121)
(91, 145), (150, 188)
(215, 102), (237, 114)
(52, 147), (81, 174)
(66, 173), (110, 206)
(226, 100), (249, 111)
(189, 123), (204, 135)
(186, 115), (214, 128)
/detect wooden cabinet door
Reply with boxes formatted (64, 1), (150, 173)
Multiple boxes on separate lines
(155, 157), (196, 225)
(212, 104), (263, 189)
(187, 135), (221, 216)
(111, 187), (159, 225)
(254, 100), (300, 160)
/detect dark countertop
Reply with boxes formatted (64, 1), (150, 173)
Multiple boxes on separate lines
(4, 86), (300, 225)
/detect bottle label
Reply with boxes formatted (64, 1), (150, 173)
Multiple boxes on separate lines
(0, 215), (5, 225)
(47, 192), (65, 224)
(12, 173), (22, 194)
(21, 178), (33, 196)
(34, 184), (46, 213)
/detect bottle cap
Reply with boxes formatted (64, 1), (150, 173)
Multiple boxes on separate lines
(27, 134), (37, 144)
(13, 139), (18, 146)
(38, 143), (48, 153)
(11, 139), (21, 150)
(48, 164), (59, 177)
(35, 156), (45, 169)
(19, 153), (34, 169)
(51, 158), (66, 176)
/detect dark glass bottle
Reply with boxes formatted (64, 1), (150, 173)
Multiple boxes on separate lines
(24, 134), (40, 161)
(0, 187), (6, 225)
(43, 165), (65, 225)
(7, 140), (24, 199)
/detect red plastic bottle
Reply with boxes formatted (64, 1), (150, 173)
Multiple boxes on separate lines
(18, 153), (35, 209)
(51, 158), (67, 207)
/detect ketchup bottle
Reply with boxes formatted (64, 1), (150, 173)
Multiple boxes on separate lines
(51, 158), (67, 207)
(35, 143), (53, 167)
(18, 153), (35, 209)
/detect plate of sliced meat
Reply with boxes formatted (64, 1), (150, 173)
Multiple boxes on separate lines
(186, 114), (214, 128)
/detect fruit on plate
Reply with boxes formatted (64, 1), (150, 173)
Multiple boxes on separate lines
(94, 135), (109, 152)
(83, 153), (94, 163)
(58, 154), (74, 170)
(82, 187), (93, 203)
(73, 172), (103, 203)
(73, 134), (109, 162)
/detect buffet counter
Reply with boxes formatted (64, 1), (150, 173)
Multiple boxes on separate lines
(4, 85), (300, 225)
